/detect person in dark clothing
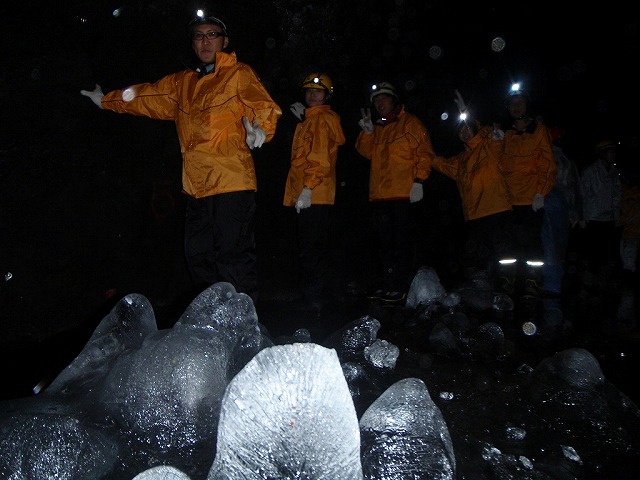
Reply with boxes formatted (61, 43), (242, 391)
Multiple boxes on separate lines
(538, 127), (584, 297)
(580, 140), (623, 285)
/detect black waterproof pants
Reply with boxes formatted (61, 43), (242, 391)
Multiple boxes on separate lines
(297, 204), (331, 305)
(371, 199), (415, 293)
(184, 191), (258, 303)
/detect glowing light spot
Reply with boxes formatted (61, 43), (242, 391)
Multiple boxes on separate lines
(573, 59), (587, 74)
(122, 88), (135, 102)
(440, 112), (449, 121)
(112, 8), (122, 17)
(491, 36), (506, 52)
(382, 44), (395, 58)
(522, 321), (537, 336)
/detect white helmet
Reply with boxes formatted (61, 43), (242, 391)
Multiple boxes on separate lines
(369, 82), (398, 103)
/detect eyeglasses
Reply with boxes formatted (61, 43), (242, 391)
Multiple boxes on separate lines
(191, 31), (225, 41)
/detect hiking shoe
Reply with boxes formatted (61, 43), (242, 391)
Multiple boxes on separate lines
(366, 289), (407, 304)
(366, 289), (386, 301)
(496, 276), (514, 295)
(523, 279), (540, 298)
(540, 288), (561, 299)
(379, 291), (407, 304)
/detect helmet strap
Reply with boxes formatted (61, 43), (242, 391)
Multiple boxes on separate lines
(378, 104), (402, 125)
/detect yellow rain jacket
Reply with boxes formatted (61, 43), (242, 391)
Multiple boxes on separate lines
(101, 51), (282, 199)
(355, 108), (434, 201)
(433, 126), (511, 221)
(501, 123), (556, 206)
(283, 104), (346, 206)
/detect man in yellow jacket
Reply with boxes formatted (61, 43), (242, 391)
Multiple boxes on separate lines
(283, 73), (346, 315)
(499, 84), (556, 296)
(356, 82), (435, 304)
(432, 90), (512, 281)
(80, 11), (282, 303)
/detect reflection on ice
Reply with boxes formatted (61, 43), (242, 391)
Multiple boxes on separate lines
(532, 347), (604, 391)
(209, 343), (363, 479)
(405, 266), (447, 310)
(46, 293), (158, 397)
(0, 396), (120, 479)
(363, 339), (399, 369)
(1, 276), (639, 479)
(1, 283), (270, 479)
(133, 465), (191, 480)
(360, 377), (456, 480)
(322, 315), (381, 361)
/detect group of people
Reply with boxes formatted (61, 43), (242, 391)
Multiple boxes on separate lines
(79, 10), (428, 313)
(80, 10), (638, 318)
(428, 85), (558, 299)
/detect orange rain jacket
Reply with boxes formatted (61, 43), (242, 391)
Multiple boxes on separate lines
(283, 104), (346, 206)
(501, 123), (556, 206)
(355, 108), (434, 201)
(432, 126), (512, 221)
(101, 51), (282, 199)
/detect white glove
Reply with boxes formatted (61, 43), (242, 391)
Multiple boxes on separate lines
(242, 116), (267, 150)
(532, 193), (545, 212)
(358, 108), (374, 134)
(453, 89), (466, 113)
(409, 182), (423, 203)
(290, 102), (305, 121)
(122, 87), (136, 102)
(295, 187), (312, 213)
(80, 84), (104, 109)
(491, 123), (505, 140)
